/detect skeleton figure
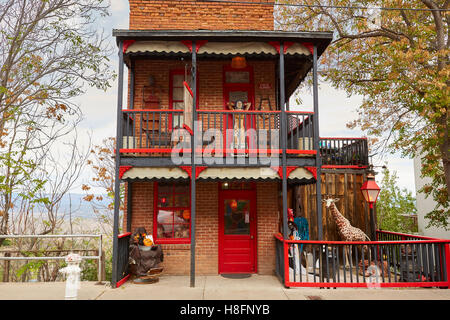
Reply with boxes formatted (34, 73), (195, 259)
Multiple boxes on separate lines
(227, 100), (251, 149)
(323, 197), (371, 269)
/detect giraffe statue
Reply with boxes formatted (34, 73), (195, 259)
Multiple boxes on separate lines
(323, 197), (371, 268)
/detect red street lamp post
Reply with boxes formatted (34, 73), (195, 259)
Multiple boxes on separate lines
(361, 173), (381, 240)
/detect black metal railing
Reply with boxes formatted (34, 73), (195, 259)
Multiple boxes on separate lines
(197, 110), (281, 153)
(286, 112), (315, 153)
(120, 109), (369, 166)
(275, 235), (285, 284)
(275, 234), (450, 288)
(121, 109), (184, 151)
(319, 138), (369, 167)
(116, 232), (131, 287)
(376, 230), (434, 241)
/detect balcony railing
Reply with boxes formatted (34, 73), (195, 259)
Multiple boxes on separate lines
(120, 109), (368, 167)
(320, 137), (369, 167)
(275, 231), (450, 288)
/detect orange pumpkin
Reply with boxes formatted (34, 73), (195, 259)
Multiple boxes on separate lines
(182, 209), (190, 220)
(143, 238), (153, 247)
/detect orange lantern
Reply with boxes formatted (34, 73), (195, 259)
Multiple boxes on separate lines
(231, 56), (247, 69)
(182, 209), (191, 220)
(230, 199), (238, 211)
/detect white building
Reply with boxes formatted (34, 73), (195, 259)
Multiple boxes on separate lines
(413, 155), (450, 239)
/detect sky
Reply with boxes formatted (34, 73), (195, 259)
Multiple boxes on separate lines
(69, 1), (416, 195)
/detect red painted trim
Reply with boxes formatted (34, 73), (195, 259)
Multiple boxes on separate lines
(445, 244), (450, 289)
(284, 41), (295, 53)
(285, 110), (315, 114)
(286, 166), (298, 178)
(181, 40), (208, 53)
(120, 148), (177, 154)
(183, 81), (193, 97)
(284, 239), (450, 245)
(197, 109), (281, 114)
(301, 42), (314, 55)
(118, 232), (132, 239)
(183, 124), (193, 135)
(195, 166), (208, 179)
(275, 233), (450, 245)
(322, 165), (368, 169)
(284, 281), (449, 288)
(377, 229), (445, 241)
(119, 148), (285, 155)
(268, 41), (280, 54)
(284, 234), (290, 283)
(123, 40), (136, 53)
(271, 166), (283, 178)
(275, 233), (450, 289)
(305, 166), (317, 180)
(153, 181), (191, 244)
(119, 166), (133, 179)
(179, 166), (192, 178)
(286, 150), (317, 155)
(320, 137), (368, 140)
(122, 109), (184, 113)
(116, 274), (130, 288)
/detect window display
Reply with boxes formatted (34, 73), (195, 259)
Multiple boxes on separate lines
(154, 181), (190, 242)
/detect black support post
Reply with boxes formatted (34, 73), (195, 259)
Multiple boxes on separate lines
(111, 41), (125, 288)
(130, 59), (135, 109)
(280, 43), (288, 240)
(313, 45), (323, 240)
(190, 41), (197, 288)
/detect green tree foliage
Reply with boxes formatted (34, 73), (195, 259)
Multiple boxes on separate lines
(377, 167), (418, 233)
(277, 0), (449, 228)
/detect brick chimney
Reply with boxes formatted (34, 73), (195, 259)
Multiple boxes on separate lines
(129, 0), (274, 30)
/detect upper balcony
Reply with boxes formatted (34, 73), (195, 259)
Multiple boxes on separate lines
(119, 108), (369, 168)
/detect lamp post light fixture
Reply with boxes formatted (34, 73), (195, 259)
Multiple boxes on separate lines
(361, 173), (381, 241)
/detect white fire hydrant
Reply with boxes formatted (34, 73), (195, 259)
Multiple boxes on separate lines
(59, 253), (82, 300)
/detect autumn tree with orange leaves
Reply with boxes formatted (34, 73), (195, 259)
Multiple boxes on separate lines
(277, 0), (449, 229)
(0, 0), (115, 239)
(82, 137), (124, 234)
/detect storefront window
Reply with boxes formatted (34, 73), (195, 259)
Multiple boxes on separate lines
(155, 181), (190, 243)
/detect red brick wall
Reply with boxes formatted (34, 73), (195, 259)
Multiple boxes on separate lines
(129, 0), (274, 31)
(131, 59), (276, 110)
(123, 180), (279, 275)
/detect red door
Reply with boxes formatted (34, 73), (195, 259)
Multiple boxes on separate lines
(219, 190), (257, 273)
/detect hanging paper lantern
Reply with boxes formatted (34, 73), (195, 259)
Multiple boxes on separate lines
(182, 209), (191, 220)
(230, 199), (238, 211)
(231, 56), (247, 69)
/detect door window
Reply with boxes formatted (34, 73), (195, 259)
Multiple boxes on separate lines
(223, 199), (251, 235)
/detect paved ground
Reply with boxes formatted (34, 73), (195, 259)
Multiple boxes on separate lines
(0, 275), (449, 300)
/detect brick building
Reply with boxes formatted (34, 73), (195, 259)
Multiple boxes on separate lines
(111, 0), (371, 287)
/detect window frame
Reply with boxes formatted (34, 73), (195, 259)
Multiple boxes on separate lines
(153, 181), (191, 244)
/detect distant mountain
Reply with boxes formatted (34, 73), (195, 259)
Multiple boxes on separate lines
(11, 193), (110, 219)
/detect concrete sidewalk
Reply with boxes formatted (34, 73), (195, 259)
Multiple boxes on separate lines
(0, 275), (449, 300)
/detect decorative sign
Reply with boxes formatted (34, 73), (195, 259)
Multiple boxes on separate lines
(259, 83), (272, 90)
